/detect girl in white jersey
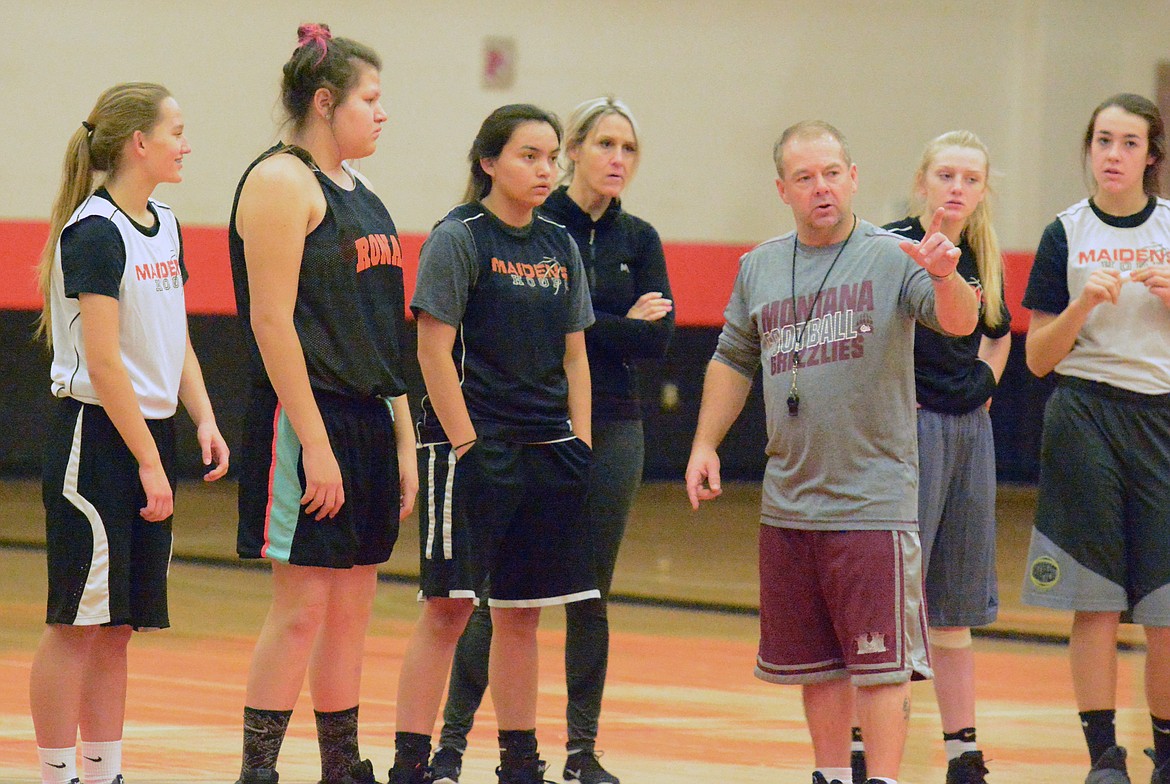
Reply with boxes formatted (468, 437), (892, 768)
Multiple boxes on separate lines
(29, 83), (229, 784)
(1021, 93), (1170, 784)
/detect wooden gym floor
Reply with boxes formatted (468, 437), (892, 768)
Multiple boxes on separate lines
(0, 479), (1158, 783)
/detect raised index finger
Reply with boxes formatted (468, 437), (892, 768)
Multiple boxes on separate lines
(925, 206), (946, 239)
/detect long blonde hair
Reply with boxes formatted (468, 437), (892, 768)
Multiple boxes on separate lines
(36, 82), (172, 345)
(909, 130), (1004, 328)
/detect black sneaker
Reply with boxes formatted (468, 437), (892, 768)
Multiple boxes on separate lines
(388, 762), (433, 784)
(811, 773), (846, 784)
(321, 759), (379, 784)
(947, 750), (989, 784)
(851, 749), (867, 784)
(1086, 746), (1130, 784)
(431, 747), (462, 784)
(1145, 748), (1170, 784)
(236, 770), (279, 784)
(563, 750), (619, 784)
(496, 758), (554, 784)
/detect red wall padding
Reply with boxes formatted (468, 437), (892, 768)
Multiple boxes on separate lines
(0, 221), (1035, 331)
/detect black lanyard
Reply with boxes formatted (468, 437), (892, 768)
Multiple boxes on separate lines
(787, 215), (857, 416)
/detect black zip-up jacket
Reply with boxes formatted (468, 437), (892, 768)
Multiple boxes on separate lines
(540, 186), (674, 421)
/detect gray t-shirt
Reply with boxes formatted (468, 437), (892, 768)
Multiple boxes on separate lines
(714, 219), (943, 530)
(412, 204), (594, 443)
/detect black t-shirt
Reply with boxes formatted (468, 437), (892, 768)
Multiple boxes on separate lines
(229, 145), (408, 401)
(883, 217), (1011, 414)
(411, 202), (594, 443)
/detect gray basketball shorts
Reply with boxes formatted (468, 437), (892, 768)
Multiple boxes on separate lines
(1022, 376), (1170, 625)
(916, 407), (999, 628)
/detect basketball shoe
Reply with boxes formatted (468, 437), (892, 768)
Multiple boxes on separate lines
(497, 758), (555, 783)
(563, 750), (619, 784)
(1145, 748), (1170, 784)
(946, 750), (989, 784)
(322, 759), (378, 784)
(431, 747), (462, 784)
(388, 761), (434, 784)
(1086, 746), (1131, 784)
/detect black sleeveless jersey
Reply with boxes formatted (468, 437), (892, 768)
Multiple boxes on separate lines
(229, 144), (407, 400)
(412, 202), (594, 443)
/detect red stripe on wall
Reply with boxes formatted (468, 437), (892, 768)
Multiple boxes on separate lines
(0, 220), (1035, 330)
(664, 240), (754, 328)
(1002, 251), (1034, 332)
(0, 222), (49, 311)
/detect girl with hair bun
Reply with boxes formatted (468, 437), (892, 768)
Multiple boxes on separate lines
(29, 82), (229, 784)
(230, 23), (415, 784)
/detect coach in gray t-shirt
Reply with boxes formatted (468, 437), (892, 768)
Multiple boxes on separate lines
(685, 120), (978, 784)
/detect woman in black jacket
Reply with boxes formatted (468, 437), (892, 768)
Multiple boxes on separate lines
(430, 97), (673, 784)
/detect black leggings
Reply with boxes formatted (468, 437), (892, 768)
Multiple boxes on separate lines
(437, 419), (644, 752)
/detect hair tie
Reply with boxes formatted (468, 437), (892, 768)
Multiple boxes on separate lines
(296, 23), (332, 66)
(81, 121), (95, 142)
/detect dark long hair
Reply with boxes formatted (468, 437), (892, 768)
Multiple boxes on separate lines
(1082, 93), (1165, 196)
(463, 104), (562, 202)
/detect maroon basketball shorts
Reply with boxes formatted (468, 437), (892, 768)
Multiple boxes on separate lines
(756, 526), (932, 686)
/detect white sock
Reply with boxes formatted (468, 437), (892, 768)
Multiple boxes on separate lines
(37, 746), (76, 784)
(869, 778), (897, 784)
(81, 740), (122, 783)
(944, 737), (978, 760)
(817, 767), (853, 783)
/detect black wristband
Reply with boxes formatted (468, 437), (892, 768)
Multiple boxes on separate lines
(452, 438), (477, 451)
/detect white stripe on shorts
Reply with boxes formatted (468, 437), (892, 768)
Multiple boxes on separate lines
(423, 445), (458, 560)
(62, 409), (112, 625)
(488, 588), (602, 608)
(424, 446), (437, 558)
(442, 448), (455, 559)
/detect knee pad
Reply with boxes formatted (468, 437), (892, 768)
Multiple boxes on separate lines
(928, 627), (972, 649)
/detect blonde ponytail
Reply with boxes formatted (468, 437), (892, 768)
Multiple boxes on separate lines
(35, 82), (171, 346)
(36, 127), (96, 344)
